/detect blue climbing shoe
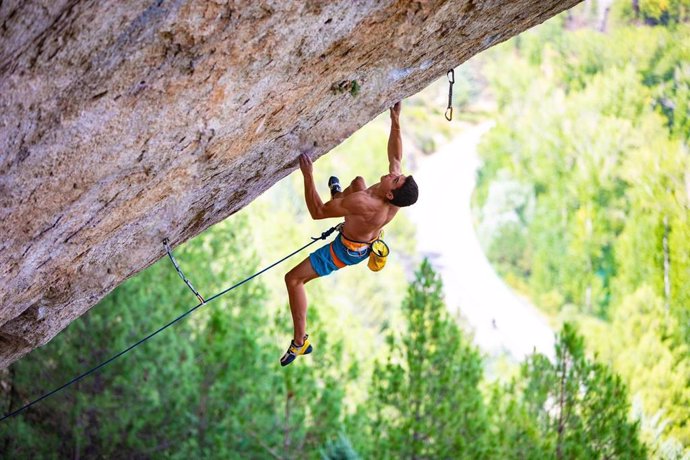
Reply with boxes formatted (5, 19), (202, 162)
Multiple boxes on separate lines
(280, 335), (313, 367)
(328, 176), (342, 197)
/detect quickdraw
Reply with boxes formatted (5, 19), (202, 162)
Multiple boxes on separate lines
(445, 69), (455, 122)
(163, 238), (205, 304)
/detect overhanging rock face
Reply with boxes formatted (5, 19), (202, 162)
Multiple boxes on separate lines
(0, 0), (580, 368)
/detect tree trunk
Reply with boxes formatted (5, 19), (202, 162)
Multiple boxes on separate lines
(663, 215), (671, 312)
(556, 351), (568, 459)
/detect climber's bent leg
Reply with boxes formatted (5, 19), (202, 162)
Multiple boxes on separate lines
(284, 257), (320, 344)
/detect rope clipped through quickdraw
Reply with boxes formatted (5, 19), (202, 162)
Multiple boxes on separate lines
(163, 238), (205, 304)
(445, 69), (455, 122)
(0, 225), (339, 423)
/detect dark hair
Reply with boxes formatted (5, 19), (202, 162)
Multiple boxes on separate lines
(390, 175), (418, 207)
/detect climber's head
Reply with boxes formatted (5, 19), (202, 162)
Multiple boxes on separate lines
(383, 174), (418, 207)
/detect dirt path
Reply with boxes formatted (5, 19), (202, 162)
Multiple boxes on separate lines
(409, 122), (554, 361)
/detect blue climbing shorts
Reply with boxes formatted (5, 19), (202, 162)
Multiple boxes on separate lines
(309, 234), (370, 277)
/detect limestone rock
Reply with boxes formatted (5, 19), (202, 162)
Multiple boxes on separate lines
(0, 0), (581, 368)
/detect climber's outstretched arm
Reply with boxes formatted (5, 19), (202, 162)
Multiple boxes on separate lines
(298, 153), (323, 219)
(388, 101), (402, 174)
(299, 153), (365, 220)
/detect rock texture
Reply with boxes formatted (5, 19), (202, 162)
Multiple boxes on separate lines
(0, 0), (581, 368)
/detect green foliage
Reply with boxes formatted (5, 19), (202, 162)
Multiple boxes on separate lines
(490, 323), (647, 459)
(330, 80), (361, 97)
(610, 0), (690, 26)
(320, 433), (361, 460)
(475, 11), (690, 456)
(580, 286), (690, 452)
(355, 262), (647, 459)
(363, 260), (492, 459)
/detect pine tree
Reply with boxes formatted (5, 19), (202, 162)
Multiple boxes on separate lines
(490, 323), (647, 459)
(320, 433), (361, 460)
(365, 260), (492, 459)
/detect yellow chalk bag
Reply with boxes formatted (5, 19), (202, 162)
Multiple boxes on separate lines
(368, 239), (389, 272)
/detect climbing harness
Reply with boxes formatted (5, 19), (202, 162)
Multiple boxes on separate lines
(445, 69), (455, 122)
(335, 223), (390, 272)
(0, 225), (339, 423)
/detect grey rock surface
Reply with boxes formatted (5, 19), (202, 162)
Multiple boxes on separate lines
(0, 0), (580, 368)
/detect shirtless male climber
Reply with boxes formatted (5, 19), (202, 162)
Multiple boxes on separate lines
(280, 101), (419, 366)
